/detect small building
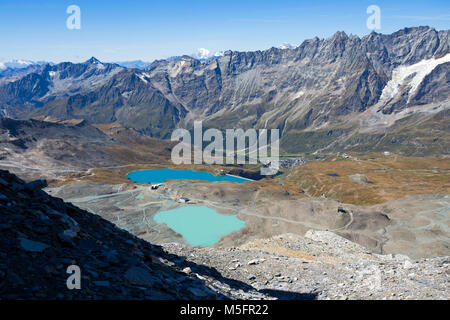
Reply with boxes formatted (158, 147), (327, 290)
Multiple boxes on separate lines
(150, 183), (162, 190)
(337, 206), (348, 214)
(178, 197), (190, 203)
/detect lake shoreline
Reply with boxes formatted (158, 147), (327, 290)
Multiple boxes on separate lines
(225, 174), (254, 181)
(127, 168), (251, 184)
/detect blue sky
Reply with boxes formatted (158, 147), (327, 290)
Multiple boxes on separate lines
(0, 0), (449, 63)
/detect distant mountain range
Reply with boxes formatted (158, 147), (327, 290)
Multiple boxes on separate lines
(0, 26), (448, 155)
(114, 50), (225, 68)
(114, 60), (154, 69)
(0, 59), (34, 70)
(0, 59), (51, 71)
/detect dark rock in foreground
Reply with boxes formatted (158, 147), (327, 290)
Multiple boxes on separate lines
(0, 170), (244, 299)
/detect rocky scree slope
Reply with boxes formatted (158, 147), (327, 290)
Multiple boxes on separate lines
(0, 170), (271, 299)
(0, 170), (448, 300)
(165, 232), (450, 300)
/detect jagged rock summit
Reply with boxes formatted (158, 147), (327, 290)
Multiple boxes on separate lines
(0, 26), (448, 155)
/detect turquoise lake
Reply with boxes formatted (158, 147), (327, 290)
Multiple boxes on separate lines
(153, 206), (246, 246)
(126, 168), (250, 183)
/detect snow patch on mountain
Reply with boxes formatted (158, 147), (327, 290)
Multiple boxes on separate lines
(380, 53), (450, 102)
(169, 60), (188, 78)
(293, 91), (305, 99)
(137, 72), (150, 84)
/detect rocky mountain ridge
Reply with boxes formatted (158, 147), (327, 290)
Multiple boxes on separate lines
(0, 26), (449, 154)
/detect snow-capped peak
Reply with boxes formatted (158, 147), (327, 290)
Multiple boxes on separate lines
(278, 43), (296, 50)
(14, 59), (33, 66)
(0, 59), (35, 70)
(190, 48), (224, 60)
(85, 57), (102, 64)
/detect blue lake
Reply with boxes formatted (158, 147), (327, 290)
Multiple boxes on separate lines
(126, 168), (250, 183)
(153, 206), (246, 246)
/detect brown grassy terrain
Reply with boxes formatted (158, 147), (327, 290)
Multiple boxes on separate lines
(50, 141), (449, 207)
(48, 123), (449, 207)
(283, 154), (450, 205)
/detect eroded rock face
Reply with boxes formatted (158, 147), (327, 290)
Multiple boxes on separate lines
(0, 27), (448, 154)
(139, 27), (450, 141)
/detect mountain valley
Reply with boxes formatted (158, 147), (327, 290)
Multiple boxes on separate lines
(0, 26), (449, 300)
